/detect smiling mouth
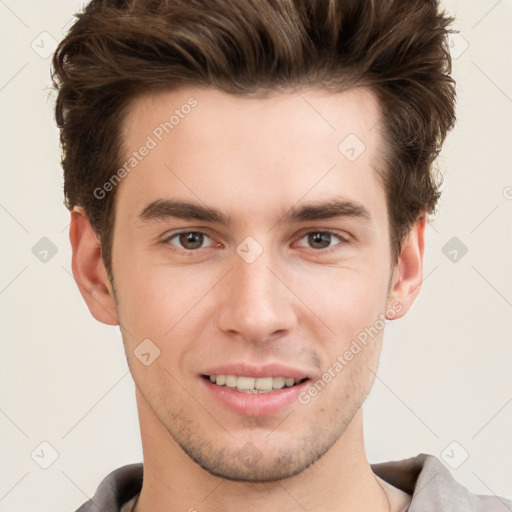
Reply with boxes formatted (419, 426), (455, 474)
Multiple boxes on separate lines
(202, 375), (308, 393)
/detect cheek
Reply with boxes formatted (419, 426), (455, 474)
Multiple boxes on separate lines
(290, 260), (390, 338)
(114, 255), (221, 343)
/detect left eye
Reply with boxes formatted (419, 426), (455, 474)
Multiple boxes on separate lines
(166, 231), (214, 251)
(296, 231), (345, 250)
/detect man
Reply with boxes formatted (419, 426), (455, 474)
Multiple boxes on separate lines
(52, 0), (511, 511)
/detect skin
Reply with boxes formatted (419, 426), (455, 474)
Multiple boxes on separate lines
(70, 86), (424, 512)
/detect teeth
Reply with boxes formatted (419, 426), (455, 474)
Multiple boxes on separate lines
(255, 377), (272, 391)
(284, 378), (295, 387)
(208, 375), (302, 392)
(236, 376), (255, 391)
(272, 376), (285, 389)
(226, 375), (237, 388)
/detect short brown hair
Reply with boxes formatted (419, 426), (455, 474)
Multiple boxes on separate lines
(52, 0), (456, 278)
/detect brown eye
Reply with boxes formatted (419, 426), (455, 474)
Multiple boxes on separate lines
(307, 232), (332, 249)
(166, 231), (213, 251)
(179, 232), (204, 249)
(296, 231), (346, 251)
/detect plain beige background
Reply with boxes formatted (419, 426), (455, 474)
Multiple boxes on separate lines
(1, 1), (511, 511)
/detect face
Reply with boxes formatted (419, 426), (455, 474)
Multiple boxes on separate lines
(104, 86), (408, 481)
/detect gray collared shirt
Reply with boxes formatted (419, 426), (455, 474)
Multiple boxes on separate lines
(74, 453), (512, 511)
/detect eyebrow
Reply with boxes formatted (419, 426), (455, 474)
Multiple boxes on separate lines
(137, 197), (372, 226)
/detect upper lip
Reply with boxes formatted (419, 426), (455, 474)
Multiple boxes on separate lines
(201, 363), (309, 380)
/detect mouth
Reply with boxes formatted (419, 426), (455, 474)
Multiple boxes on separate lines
(200, 368), (311, 416)
(202, 374), (309, 393)
(199, 363), (312, 416)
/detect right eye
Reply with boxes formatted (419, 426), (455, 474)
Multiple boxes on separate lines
(163, 231), (216, 252)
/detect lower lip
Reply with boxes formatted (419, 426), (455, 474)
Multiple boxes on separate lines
(201, 377), (309, 417)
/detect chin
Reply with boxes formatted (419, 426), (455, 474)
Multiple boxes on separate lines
(172, 423), (344, 483)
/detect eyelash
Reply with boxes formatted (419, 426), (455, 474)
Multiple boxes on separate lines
(161, 229), (349, 254)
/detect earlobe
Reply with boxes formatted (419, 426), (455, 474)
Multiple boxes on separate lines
(386, 216), (426, 320)
(69, 207), (119, 326)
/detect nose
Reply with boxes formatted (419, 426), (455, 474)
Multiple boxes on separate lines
(216, 248), (297, 345)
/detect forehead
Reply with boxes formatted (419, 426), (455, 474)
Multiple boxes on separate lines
(116, 86), (386, 230)
(122, 85), (382, 151)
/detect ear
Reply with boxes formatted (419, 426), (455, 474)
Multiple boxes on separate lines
(69, 207), (119, 326)
(385, 216), (426, 320)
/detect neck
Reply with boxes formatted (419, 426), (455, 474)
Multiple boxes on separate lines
(134, 392), (388, 512)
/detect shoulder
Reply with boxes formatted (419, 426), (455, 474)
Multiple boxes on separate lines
(73, 463), (143, 512)
(371, 453), (512, 512)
